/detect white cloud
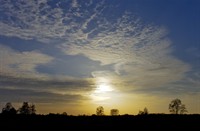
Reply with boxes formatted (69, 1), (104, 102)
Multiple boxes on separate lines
(0, 44), (53, 78)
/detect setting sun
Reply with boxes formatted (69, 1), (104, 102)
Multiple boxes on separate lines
(95, 84), (114, 93)
(89, 77), (116, 102)
(93, 77), (114, 94)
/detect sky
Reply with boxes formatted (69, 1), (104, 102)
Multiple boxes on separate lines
(0, 0), (199, 115)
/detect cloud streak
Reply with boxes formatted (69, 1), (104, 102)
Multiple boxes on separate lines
(0, 88), (87, 104)
(0, 74), (95, 93)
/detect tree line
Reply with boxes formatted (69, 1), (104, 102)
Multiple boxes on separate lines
(1, 102), (36, 115)
(1, 98), (187, 115)
(96, 98), (187, 116)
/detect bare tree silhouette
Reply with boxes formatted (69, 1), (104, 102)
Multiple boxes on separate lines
(169, 98), (187, 114)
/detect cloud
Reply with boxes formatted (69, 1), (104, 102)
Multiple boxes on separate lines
(0, 0), (67, 41)
(0, 70), (95, 106)
(0, 0), (191, 92)
(0, 0), (102, 42)
(0, 74), (95, 94)
(0, 44), (95, 104)
(0, 88), (87, 104)
(130, 69), (200, 96)
(36, 54), (113, 78)
(0, 44), (53, 77)
(175, 71), (200, 93)
(0, 44), (95, 94)
(61, 12), (190, 90)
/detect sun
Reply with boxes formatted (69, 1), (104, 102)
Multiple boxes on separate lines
(91, 83), (114, 101)
(93, 77), (114, 94)
(90, 77), (115, 101)
(94, 84), (114, 93)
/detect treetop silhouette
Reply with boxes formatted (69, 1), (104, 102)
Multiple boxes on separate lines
(18, 102), (36, 115)
(169, 98), (187, 114)
(2, 102), (17, 115)
(96, 106), (104, 116)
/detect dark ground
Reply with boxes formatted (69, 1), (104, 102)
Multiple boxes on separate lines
(0, 114), (200, 129)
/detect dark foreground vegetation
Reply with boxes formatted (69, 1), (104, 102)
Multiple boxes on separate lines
(0, 114), (200, 129)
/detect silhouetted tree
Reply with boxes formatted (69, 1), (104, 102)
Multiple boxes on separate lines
(169, 98), (187, 114)
(110, 109), (119, 116)
(18, 102), (36, 115)
(96, 106), (104, 116)
(138, 107), (149, 115)
(29, 104), (36, 114)
(18, 102), (29, 114)
(2, 102), (17, 115)
(62, 112), (68, 115)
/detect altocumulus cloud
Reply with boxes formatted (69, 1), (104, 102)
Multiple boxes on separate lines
(0, 0), (190, 94)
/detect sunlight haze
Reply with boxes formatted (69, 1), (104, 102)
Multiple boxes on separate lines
(0, 0), (199, 115)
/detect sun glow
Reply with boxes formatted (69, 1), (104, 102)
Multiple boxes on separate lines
(94, 77), (114, 93)
(90, 77), (115, 101)
(95, 84), (114, 93)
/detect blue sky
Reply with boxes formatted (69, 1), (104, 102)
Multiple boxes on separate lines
(0, 0), (199, 115)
